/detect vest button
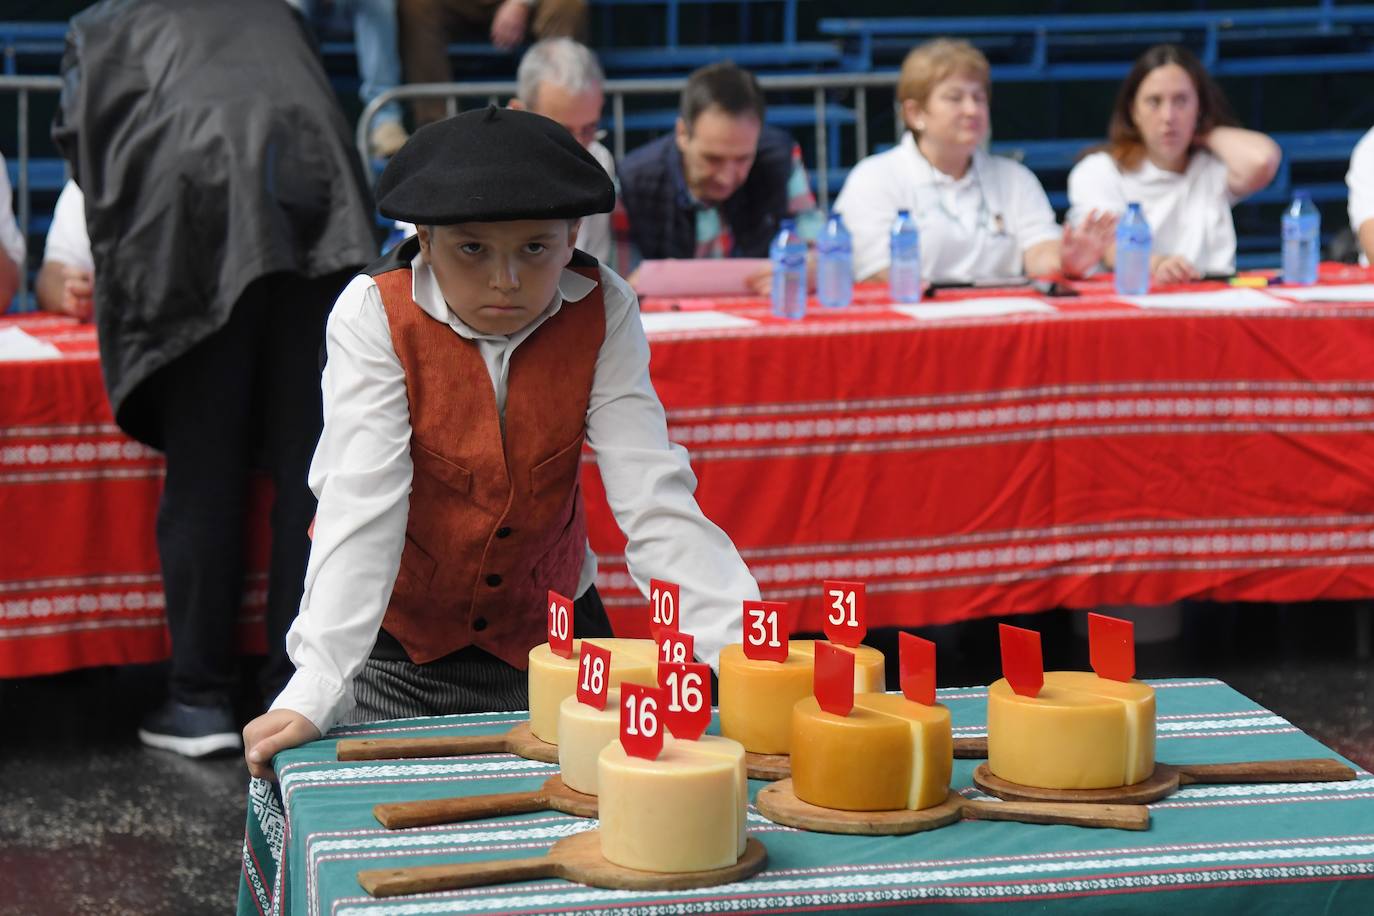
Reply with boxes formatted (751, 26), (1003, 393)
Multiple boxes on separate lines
(495, 526), (512, 538)
(473, 617), (488, 631)
(486, 574), (502, 587)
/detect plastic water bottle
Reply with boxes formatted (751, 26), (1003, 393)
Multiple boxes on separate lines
(816, 213), (854, 308)
(1114, 202), (1152, 296)
(769, 218), (807, 320)
(1281, 190), (1321, 286)
(889, 209), (921, 303)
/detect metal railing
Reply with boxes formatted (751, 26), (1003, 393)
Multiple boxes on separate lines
(0, 74), (63, 309)
(356, 71), (906, 212)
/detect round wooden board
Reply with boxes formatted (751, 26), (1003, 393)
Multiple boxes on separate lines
(972, 763), (1181, 805)
(548, 831), (768, 890)
(745, 751), (791, 781)
(506, 722), (560, 764)
(542, 774), (599, 818)
(755, 779), (964, 835)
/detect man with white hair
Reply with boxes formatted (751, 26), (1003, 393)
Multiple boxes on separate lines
(509, 38), (615, 263)
(394, 38), (615, 263)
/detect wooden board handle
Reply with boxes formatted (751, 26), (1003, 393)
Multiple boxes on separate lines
(359, 856), (554, 897)
(373, 790), (548, 829)
(1174, 758), (1356, 785)
(953, 736), (987, 759)
(962, 799), (1151, 831)
(337, 734), (507, 761)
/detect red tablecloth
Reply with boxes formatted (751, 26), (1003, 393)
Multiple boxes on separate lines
(0, 314), (268, 677)
(8, 266), (1374, 675)
(588, 265), (1374, 636)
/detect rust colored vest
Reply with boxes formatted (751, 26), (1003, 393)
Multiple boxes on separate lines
(371, 242), (606, 668)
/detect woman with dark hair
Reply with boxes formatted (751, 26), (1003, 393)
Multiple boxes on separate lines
(1068, 44), (1280, 284)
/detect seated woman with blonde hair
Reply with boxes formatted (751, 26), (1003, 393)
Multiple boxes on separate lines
(834, 38), (1115, 285)
(1068, 44), (1281, 284)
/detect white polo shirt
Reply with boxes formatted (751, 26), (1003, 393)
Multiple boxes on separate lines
(1346, 126), (1374, 265)
(1068, 149), (1239, 275)
(833, 133), (1061, 283)
(42, 179), (94, 273)
(0, 153), (26, 268)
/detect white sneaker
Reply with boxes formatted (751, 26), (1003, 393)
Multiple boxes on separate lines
(138, 700), (242, 758)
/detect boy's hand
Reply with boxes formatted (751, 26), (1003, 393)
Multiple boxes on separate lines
(243, 709), (321, 780)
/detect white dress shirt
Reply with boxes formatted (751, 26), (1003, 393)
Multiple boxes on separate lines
(833, 133), (1062, 283)
(272, 253), (758, 733)
(42, 180), (94, 273)
(0, 153), (26, 268)
(1068, 149), (1239, 275)
(1346, 126), (1374, 266)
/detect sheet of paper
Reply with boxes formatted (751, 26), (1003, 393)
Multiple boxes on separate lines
(639, 310), (758, 334)
(1271, 283), (1374, 303)
(0, 326), (62, 361)
(891, 297), (1056, 320)
(633, 258), (771, 298)
(1122, 288), (1289, 310)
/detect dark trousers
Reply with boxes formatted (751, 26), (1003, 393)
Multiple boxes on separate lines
(149, 270), (352, 708)
(397, 0), (588, 125)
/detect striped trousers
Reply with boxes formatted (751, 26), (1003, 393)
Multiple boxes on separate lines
(343, 585), (614, 724)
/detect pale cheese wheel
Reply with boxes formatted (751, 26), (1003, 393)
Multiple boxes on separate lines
(597, 735), (748, 872)
(557, 688), (621, 796)
(527, 638), (657, 743)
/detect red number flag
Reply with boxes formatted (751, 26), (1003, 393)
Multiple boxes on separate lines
(576, 642), (611, 710)
(657, 630), (695, 667)
(899, 632), (937, 706)
(658, 661), (712, 741)
(619, 684), (666, 760)
(648, 579), (680, 639)
(1088, 612), (1135, 682)
(999, 624), (1043, 698)
(742, 600), (790, 662)
(822, 579), (867, 646)
(814, 642), (855, 716)
(547, 590), (573, 659)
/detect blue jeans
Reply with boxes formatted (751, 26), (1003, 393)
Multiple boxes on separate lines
(293, 0), (404, 127)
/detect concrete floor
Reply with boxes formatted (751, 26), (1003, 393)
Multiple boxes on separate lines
(0, 600), (1370, 915)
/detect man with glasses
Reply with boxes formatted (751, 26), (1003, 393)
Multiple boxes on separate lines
(510, 38), (616, 264)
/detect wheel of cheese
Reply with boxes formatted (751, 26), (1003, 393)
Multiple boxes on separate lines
(527, 639), (657, 744)
(597, 735), (748, 872)
(987, 671), (1156, 789)
(557, 688), (621, 795)
(718, 640), (886, 754)
(791, 693), (953, 811)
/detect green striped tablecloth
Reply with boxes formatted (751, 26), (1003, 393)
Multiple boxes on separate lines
(237, 678), (1374, 915)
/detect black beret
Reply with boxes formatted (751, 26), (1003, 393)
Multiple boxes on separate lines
(376, 106), (616, 225)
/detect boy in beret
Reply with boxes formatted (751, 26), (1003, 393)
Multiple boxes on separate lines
(243, 107), (759, 776)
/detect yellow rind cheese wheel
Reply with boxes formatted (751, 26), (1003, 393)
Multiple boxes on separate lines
(718, 640), (885, 754)
(790, 693), (953, 811)
(986, 671), (1156, 789)
(598, 734), (747, 872)
(527, 639), (657, 743)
